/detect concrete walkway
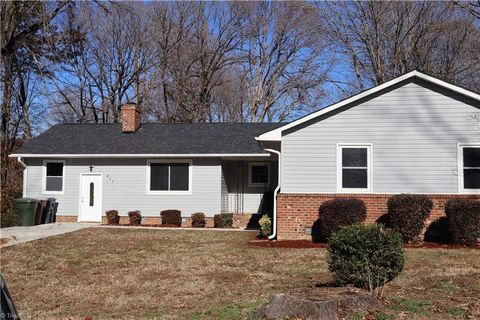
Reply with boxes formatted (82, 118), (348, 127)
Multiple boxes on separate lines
(0, 222), (98, 248)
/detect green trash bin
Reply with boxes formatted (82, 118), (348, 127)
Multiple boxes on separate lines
(14, 198), (39, 226)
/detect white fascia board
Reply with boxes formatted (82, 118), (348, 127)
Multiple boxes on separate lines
(256, 70), (480, 141)
(10, 153), (271, 158)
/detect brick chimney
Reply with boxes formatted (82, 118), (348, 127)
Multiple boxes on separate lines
(121, 103), (141, 133)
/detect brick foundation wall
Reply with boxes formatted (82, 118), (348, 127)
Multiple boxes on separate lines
(277, 193), (480, 241)
(56, 215), (78, 222)
(94, 213), (257, 228)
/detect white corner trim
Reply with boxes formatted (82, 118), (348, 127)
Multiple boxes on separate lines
(10, 153), (271, 158)
(336, 144), (373, 193)
(42, 159), (65, 195)
(146, 159), (193, 195)
(457, 143), (480, 194)
(257, 70), (480, 141)
(248, 162), (271, 187)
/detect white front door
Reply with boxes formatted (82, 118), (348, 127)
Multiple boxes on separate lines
(79, 174), (102, 222)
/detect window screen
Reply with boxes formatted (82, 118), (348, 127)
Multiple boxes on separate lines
(341, 147), (369, 189)
(463, 147), (480, 189)
(150, 162), (189, 191)
(45, 162), (63, 192)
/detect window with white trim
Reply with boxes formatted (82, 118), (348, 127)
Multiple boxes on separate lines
(43, 160), (64, 193)
(337, 144), (371, 192)
(248, 162), (270, 187)
(147, 160), (191, 193)
(460, 145), (480, 191)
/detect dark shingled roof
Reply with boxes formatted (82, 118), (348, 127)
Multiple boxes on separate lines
(14, 123), (282, 155)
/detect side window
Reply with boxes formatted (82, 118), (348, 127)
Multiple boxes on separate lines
(148, 160), (191, 193)
(248, 163), (270, 187)
(461, 146), (480, 191)
(44, 161), (64, 193)
(337, 145), (371, 192)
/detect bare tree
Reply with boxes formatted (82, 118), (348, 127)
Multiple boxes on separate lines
(50, 2), (155, 124)
(1, 1), (75, 190)
(237, 2), (332, 122)
(315, 1), (480, 92)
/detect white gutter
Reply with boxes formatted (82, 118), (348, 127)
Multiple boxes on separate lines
(17, 157), (27, 198)
(264, 148), (280, 240)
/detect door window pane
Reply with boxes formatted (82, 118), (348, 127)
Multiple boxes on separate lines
(89, 182), (94, 206)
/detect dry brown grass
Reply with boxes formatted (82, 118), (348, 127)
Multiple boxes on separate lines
(0, 228), (479, 320)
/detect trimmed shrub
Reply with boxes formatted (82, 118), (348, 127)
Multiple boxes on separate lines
(191, 212), (206, 228)
(105, 210), (120, 225)
(317, 198), (367, 241)
(387, 194), (433, 243)
(128, 210), (142, 226)
(214, 213), (233, 228)
(259, 214), (272, 238)
(161, 210), (182, 227)
(1, 183), (22, 228)
(445, 199), (480, 247)
(424, 217), (452, 244)
(328, 224), (404, 292)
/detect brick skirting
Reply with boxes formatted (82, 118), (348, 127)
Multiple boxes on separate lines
(59, 213), (257, 228)
(56, 215), (78, 222)
(277, 193), (480, 240)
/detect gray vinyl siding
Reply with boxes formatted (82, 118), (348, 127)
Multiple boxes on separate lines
(221, 160), (278, 213)
(281, 81), (480, 194)
(24, 158), (222, 217)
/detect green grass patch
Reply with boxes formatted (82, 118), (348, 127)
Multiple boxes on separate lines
(190, 299), (265, 320)
(391, 297), (430, 316)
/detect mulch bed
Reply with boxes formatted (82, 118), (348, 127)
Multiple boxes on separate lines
(249, 239), (478, 249)
(404, 241), (479, 249)
(249, 239), (328, 249)
(104, 223), (181, 228)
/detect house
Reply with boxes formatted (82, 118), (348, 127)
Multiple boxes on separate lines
(11, 70), (480, 239)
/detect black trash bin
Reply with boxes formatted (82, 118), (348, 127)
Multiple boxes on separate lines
(52, 201), (59, 222)
(14, 198), (38, 226)
(42, 198), (57, 224)
(35, 200), (47, 225)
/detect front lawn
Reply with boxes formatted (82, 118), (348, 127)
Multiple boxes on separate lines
(0, 228), (479, 319)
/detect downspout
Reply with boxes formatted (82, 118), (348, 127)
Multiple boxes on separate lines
(17, 157), (27, 198)
(263, 148), (280, 240)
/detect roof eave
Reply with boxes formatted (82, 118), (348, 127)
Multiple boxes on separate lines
(10, 153), (272, 158)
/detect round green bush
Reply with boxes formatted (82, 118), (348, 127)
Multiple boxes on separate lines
(445, 199), (480, 247)
(128, 210), (142, 226)
(328, 224), (404, 291)
(214, 213), (233, 228)
(105, 210), (120, 225)
(387, 194), (433, 243)
(191, 212), (206, 228)
(316, 198), (367, 241)
(258, 214), (271, 238)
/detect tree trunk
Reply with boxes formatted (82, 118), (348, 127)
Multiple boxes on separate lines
(1, 53), (14, 190)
